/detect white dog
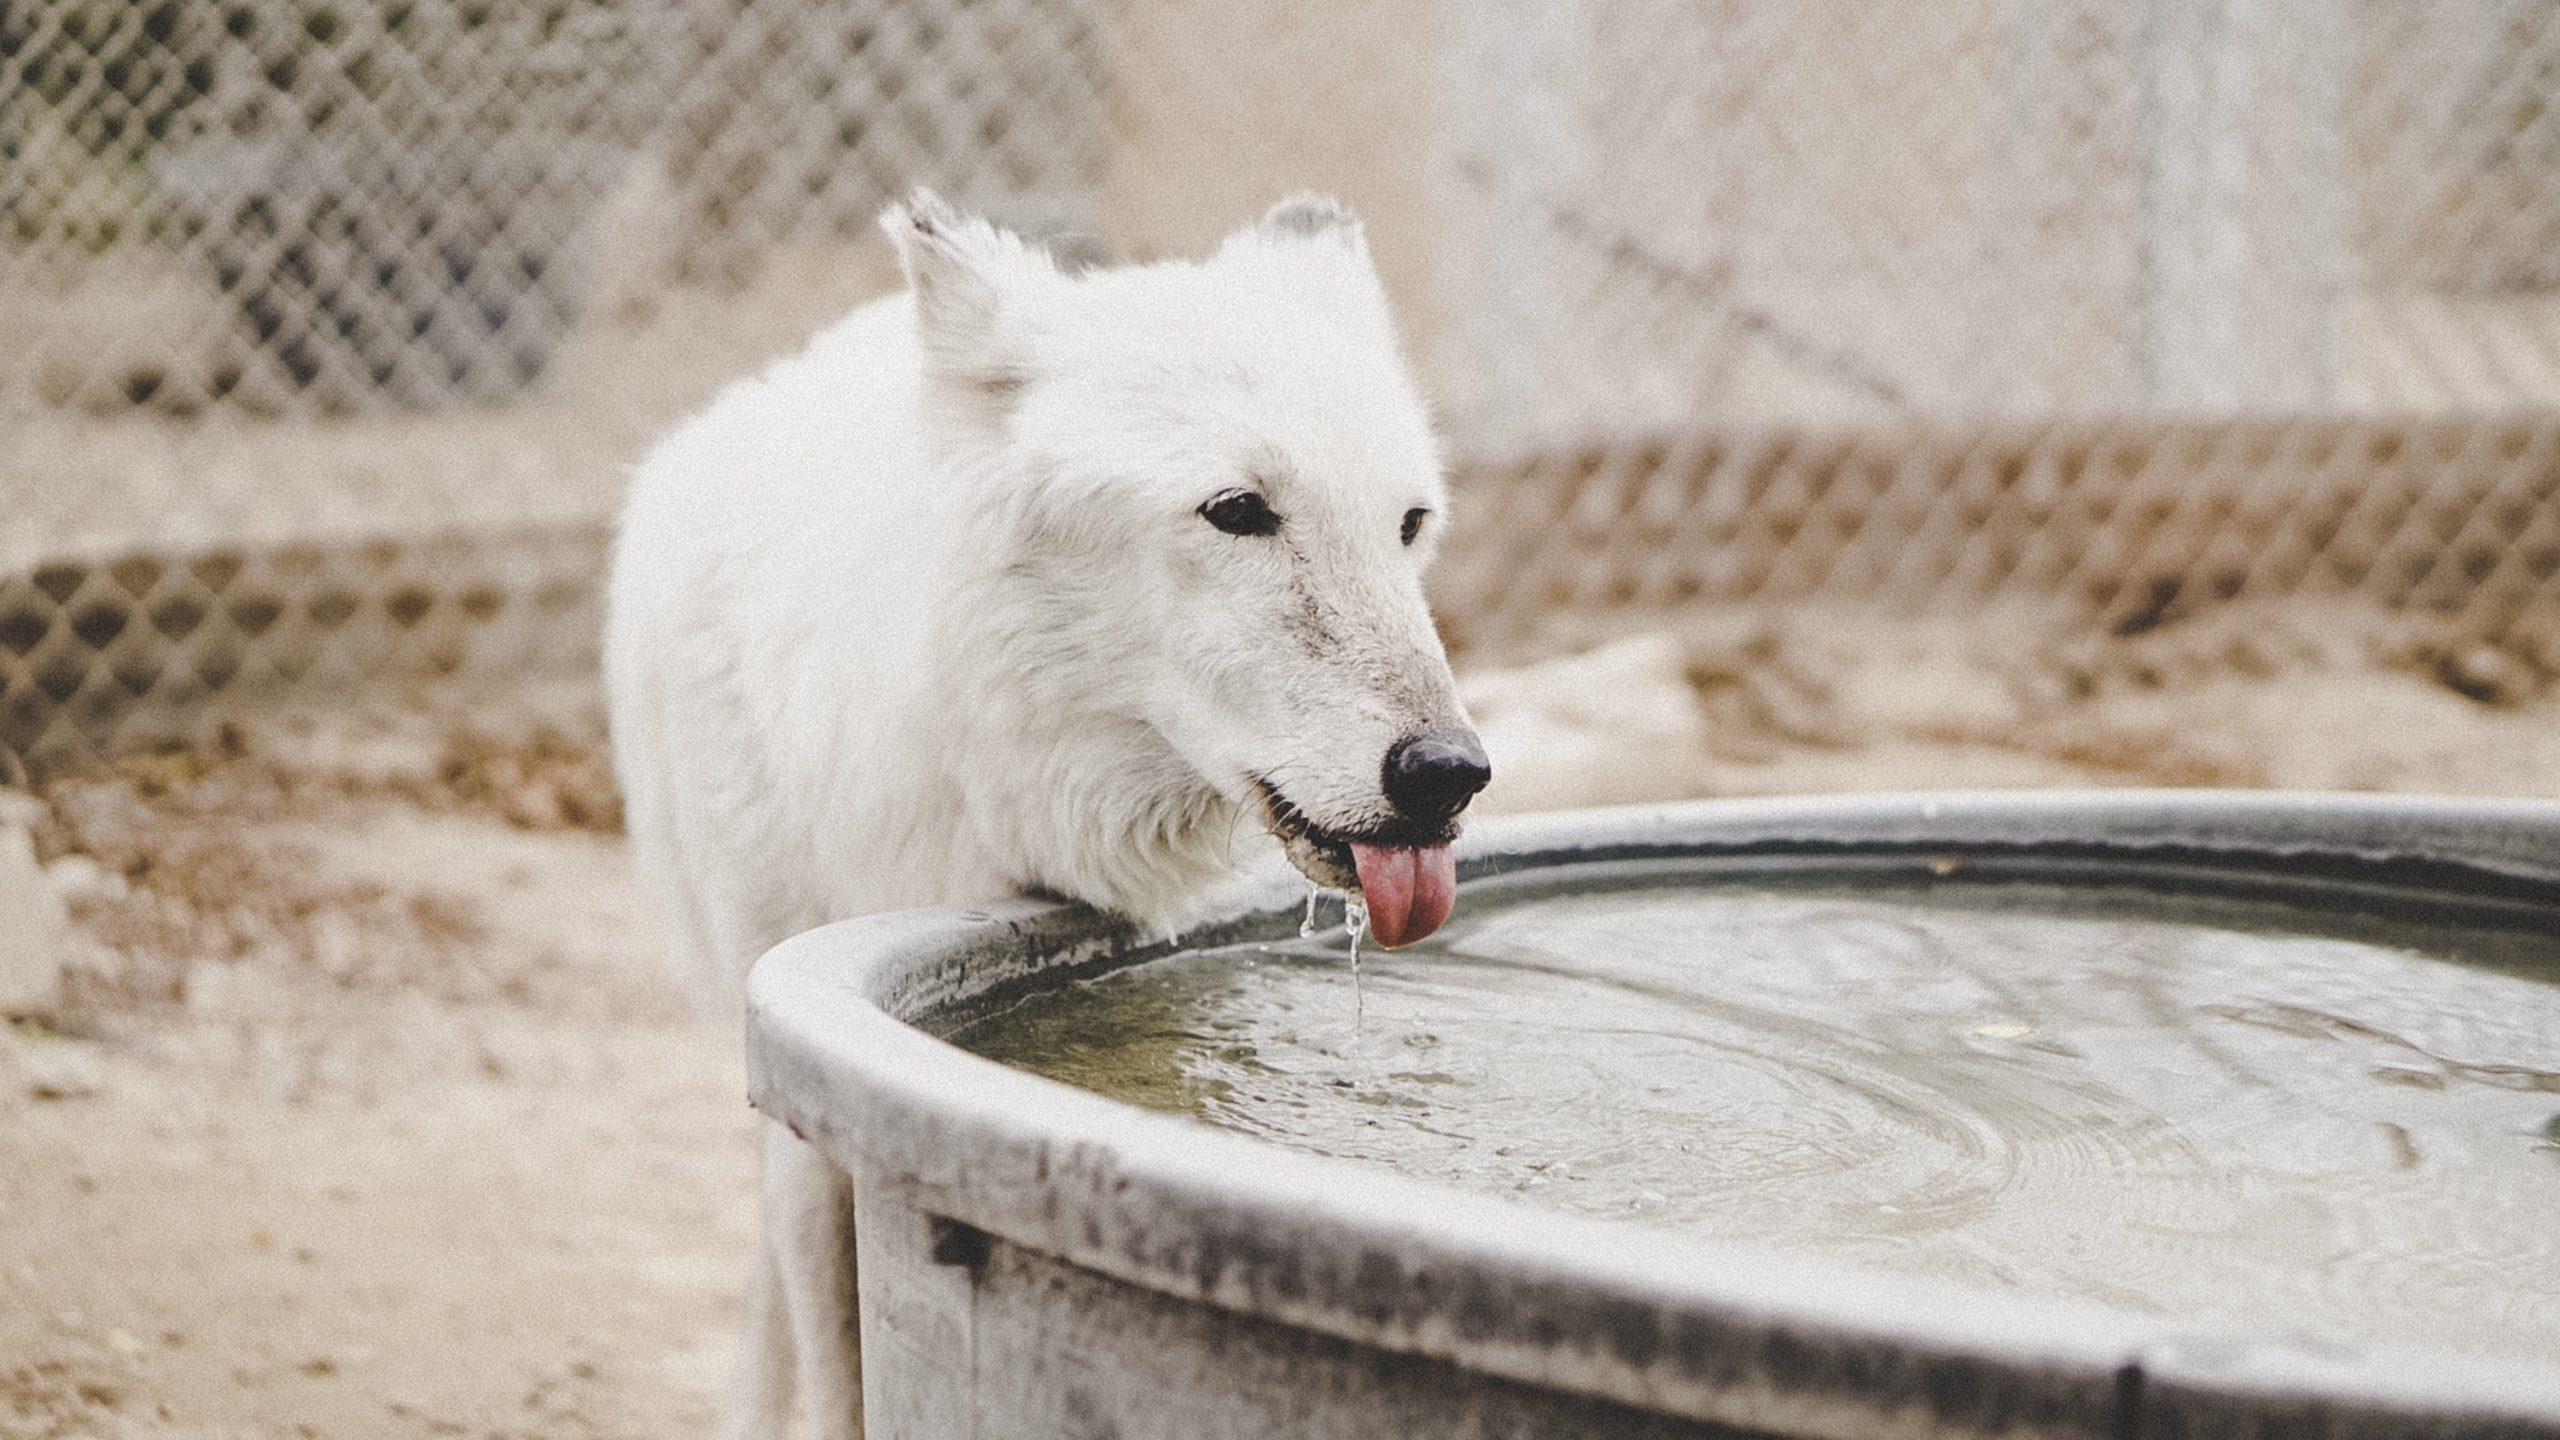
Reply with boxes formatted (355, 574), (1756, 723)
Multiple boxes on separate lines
(605, 191), (1490, 1438)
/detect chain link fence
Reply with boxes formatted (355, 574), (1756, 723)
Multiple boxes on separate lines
(1425, 1), (2560, 658)
(6, 0), (2560, 775)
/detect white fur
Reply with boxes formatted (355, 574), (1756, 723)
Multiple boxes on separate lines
(606, 193), (1470, 1438)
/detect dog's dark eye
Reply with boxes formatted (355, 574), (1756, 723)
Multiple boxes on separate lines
(1401, 507), (1430, 546)
(1200, 489), (1281, 537)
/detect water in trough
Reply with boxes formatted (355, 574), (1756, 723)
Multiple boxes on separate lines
(950, 859), (2560, 1364)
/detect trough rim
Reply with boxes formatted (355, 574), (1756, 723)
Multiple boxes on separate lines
(747, 789), (2560, 1440)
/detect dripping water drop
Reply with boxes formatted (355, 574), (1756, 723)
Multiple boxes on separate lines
(1344, 891), (1369, 1025)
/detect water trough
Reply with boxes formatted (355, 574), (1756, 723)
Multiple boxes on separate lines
(746, 791), (2560, 1439)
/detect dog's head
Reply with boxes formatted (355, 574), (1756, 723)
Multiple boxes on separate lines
(885, 191), (1488, 945)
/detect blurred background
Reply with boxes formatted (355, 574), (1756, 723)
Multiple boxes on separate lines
(7, 4), (2560, 1437)
(7, 0), (2560, 780)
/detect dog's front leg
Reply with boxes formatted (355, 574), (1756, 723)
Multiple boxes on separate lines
(765, 1121), (862, 1439)
(714, 1196), (791, 1440)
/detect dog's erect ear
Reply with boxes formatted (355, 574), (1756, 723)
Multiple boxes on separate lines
(1260, 193), (1365, 248)
(882, 189), (1054, 417)
(1241, 193), (1371, 260)
(1220, 194), (1384, 312)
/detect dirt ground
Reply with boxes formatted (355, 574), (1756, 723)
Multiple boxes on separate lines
(7, 598), (2560, 1440)
(1, 717), (752, 1440)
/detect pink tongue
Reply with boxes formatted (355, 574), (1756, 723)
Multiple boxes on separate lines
(1348, 842), (1458, 948)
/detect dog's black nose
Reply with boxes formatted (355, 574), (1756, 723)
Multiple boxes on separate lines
(1382, 728), (1492, 825)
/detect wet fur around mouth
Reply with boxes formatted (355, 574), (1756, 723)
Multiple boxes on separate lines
(1250, 774), (1459, 892)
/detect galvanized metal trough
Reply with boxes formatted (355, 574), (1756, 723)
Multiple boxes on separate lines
(745, 791), (2560, 1439)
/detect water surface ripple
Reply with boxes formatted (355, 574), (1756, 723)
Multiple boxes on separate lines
(951, 869), (2560, 1362)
